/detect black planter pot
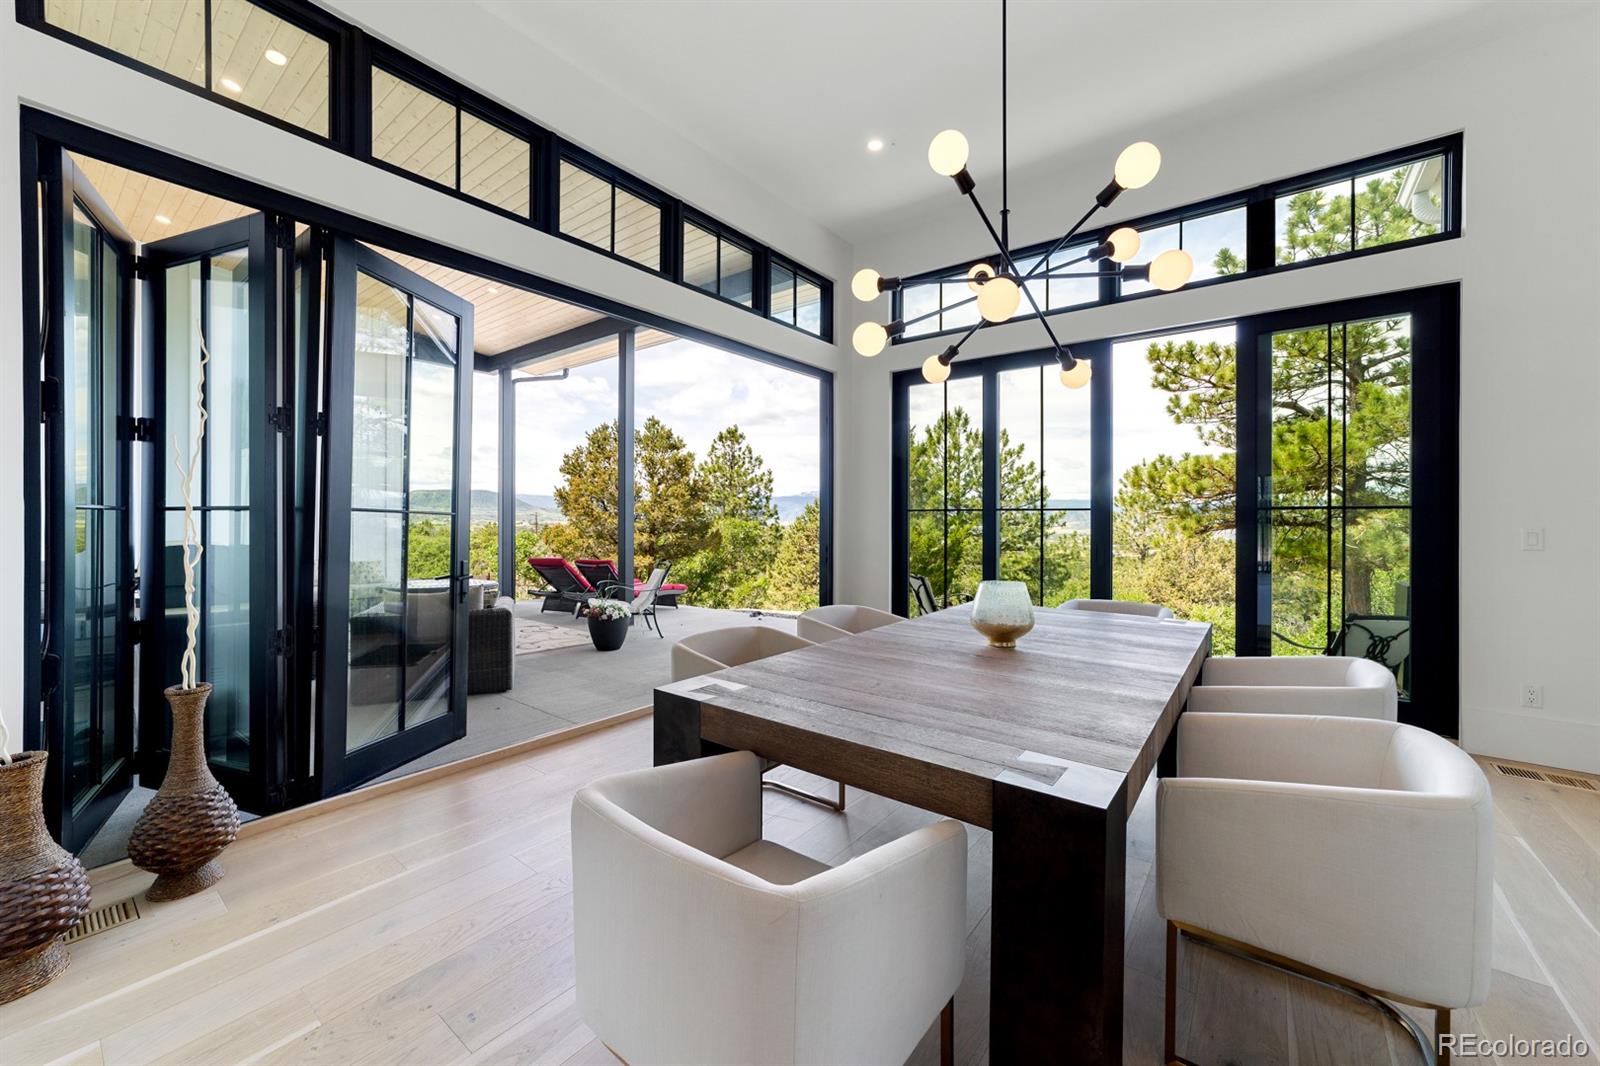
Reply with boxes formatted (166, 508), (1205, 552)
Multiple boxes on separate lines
(588, 614), (630, 652)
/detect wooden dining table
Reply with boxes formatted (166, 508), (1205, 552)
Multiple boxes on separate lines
(653, 603), (1211, 1064)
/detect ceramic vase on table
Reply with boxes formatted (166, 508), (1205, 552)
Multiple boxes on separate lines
(127, 684), (239, 902)
(0, 751), (92, 1005)
(969, 580), (1036, 648)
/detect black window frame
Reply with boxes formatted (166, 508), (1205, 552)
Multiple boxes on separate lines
(891, 134), (1462, 343)
(15, 0), (834, 339)
(768, 252), (830, 340)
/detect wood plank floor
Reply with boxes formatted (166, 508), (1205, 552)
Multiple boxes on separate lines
(2, 717), (1595, 1065)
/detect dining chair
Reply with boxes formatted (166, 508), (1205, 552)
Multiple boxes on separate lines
(1157, 712), (1492, 1066)
(796, 604), (901, 643)
(572, 752), (966, 1066)
(1057, 597), (1175, 619)
(1188, 655), (1397, 720)
(671, 626), (845, 811)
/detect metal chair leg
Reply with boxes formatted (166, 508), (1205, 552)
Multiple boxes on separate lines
(761, 774), (846, 812)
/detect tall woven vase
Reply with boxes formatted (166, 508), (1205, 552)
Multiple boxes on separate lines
(0, 751), (91, 1005)
(127, 684), (239, 901)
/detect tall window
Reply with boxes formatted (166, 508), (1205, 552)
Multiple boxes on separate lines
(998, 365), (1091, 605)
(1111, 326), (1238, 653)
(906, 377), (984, 611)
(469, 371), (499, 581)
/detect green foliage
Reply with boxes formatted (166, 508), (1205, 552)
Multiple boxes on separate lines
(766, 501), (822, 611)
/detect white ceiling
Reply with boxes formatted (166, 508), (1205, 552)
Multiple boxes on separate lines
(485, 0), (1497, 236)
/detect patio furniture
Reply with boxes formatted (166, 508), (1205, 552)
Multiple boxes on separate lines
(909, 573), (939, 616)
(1189, 655), (1398, 720)
(468, 595), (515, 694)
(1272, 613), (1413, 698)
(797, 604), (901, 643)
(526, 557), (594, 615)
(1057, 597), (1174, 619)
(624, 564), (673, 638)
(575, 558), (688, 607)
(1158, 712), (1492, 1064)
(572, 750), (967, 1066)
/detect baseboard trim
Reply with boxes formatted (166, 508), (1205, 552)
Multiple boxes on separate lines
(1461, 705), (1600, 775)
(86, 706), (652, 872)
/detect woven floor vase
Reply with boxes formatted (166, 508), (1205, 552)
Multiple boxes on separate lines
(128, 684), (239, 902)
(0, 751), (91, 1005)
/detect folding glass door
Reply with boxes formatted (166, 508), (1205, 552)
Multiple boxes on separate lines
(40, 153), (137, 851)
(1236, 287), (1458, 732)
(317, 240), (472, 793)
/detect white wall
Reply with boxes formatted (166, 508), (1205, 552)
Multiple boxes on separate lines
(0, 7), (851, 753)
(836, 4), (1600, 772)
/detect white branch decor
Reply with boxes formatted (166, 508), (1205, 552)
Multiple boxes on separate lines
(1, 712), (10, 764)
(171, 333), (210, 691)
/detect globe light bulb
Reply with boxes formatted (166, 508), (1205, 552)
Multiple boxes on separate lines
(1059, 359), (1092, 389)
(976, 275), (1021, 322)
(1107, 227), (1141, 263)
(922, 354), (952, 384)
(853, 321), (889, 357)
(1148, 248), (1194, 291)
(966, 262), (995, 293)
(1114, 141), (1161, 190)
(927, 129), (970, 177)
(851, 268), (882, 303)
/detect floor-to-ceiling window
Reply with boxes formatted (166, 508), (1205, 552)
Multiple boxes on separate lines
(469, 371), (500, 582)
(633, 337), (823, 610)
(998, 364), (1091, 607)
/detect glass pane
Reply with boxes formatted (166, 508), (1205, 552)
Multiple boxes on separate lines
(1182, 207), (1247, 281)
(1112, 326), (1237, 654)
(209, 0), (330, 136)
(208, 247), (250, 508)
(945, 512), (983, 606)
(1121, 221), (1179, 296)
(559, 161), (611, 250)
(1269, 508), (1333, 657)
(1271, 325), (1334, 507)
(768, 262), (795, 324)
(907, 511), (943, 614)
(70, 506), (100, 804)
(70, 209), (94, 506)
(719, 239), (753, 306)
(371, 68), (456, 189)
(206, 509), (250, 770)
(96, 233), (119, 506)
(46, 0), (205, 85)
(1357, 155), (1443, 249)
(1042, 369), (1091, 507)
(404, 521), (453, 723)
(164, 261), (202, 508)
(901, 280), (941, 339)
(615, 188), (661, 269)
(796, 277), (822, 336)
(1047, 244), (1099, 311)
(351, 272), (409, 509)
(1341, 507), (1412, 697)
(997, 365), (1041, 508)
(460, 113), (530, 216)
(944, 377), (984, 509)
(907, 381), (944, 509)
(410, 299), (457, 514)
(470, 372), (499, 582)
(999, 510), (1041, 604)
(1343, 316), (1411, 505)
(1014, 254), (1045, 320)
(683, 223), (717, 293)
(1276, 178), (1353, 264)
(1043, 510), (1091, 606)
(942, 277), (980, 331)
(347, 511), (402, 751)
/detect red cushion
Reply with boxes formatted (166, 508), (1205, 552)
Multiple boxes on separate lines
(527, 557), (594, 590)
(637, 581), (688, 593)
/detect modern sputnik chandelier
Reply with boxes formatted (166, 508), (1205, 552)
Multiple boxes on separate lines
(851, 0), (1194, 386)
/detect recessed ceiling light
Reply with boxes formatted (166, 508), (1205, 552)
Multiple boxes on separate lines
(264, 48), (288, 66)
(867, 138), (885, 153)
(486, 285), (500, 294)
(154, 214), (172, 225)
(220, 77), (243, 93)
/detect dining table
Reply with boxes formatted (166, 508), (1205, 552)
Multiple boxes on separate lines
(652, 602), (1211, 1064)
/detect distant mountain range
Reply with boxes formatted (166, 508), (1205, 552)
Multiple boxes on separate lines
(410, 489), (819, 526)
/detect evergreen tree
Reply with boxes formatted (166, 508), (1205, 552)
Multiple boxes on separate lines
(766, 501), (821, 611)
(701, 425), (778, 523)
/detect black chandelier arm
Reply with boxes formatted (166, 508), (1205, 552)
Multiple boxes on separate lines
(1021, 202), (1105, 282)
(901, 291), (979, 331)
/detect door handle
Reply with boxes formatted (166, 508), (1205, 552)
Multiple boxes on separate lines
(457, 561), (468, 604)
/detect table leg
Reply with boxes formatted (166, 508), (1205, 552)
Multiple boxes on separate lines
(653, 688), (731, 766)
(990, 777), (1128, 1064)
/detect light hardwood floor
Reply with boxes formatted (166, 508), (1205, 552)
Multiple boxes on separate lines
(1, 717), (1594, 1065)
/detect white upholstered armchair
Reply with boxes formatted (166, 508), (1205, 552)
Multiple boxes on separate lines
(1057, 598), (1175, 619)
(796, 604), (901, 643)
(1189, 654), (1398, 720)
(572, 752), (967, 1066)
(1157, 713), (1493, 1064)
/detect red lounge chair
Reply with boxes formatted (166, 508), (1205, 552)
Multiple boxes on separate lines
(574, 558), (687, 608)
(526, 557), (595, 615)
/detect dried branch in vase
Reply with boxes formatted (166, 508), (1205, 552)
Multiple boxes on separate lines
(170, 333), (210, 691)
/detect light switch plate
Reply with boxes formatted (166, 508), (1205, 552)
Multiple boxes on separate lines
(1521, 528), (1545, 551)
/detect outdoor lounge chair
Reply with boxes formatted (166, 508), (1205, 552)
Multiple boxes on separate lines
(627, 564), (673, 638)
(526, 556), (595, 615)
(574, 558), (688, 607)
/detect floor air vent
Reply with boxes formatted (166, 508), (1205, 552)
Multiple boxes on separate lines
(1491, 762), (1600, 792)
(1546, 773), (1597, 792)
(1493, 763), (1546, 781)
(64, 897), (140, 943)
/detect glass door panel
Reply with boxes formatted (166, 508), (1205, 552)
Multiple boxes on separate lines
(319, 240), (471, 794)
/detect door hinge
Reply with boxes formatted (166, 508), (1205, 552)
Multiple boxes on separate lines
(268, 405), (293, 434)
(313, 412), (327, 436)
(130, 416), (156, 442)
(127, 618), (144, 644)
(40, 377), (60, 422)
(40, 652), (61, 702)
(268, 628), (295, 658)
(133, 255), (153, 280)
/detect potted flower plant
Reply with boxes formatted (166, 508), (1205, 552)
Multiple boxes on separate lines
(585, 597), (632, 651)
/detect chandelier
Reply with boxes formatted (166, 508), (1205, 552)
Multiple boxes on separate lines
(850, 0), (1194, 387)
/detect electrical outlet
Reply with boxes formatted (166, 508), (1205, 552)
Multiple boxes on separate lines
(1522, 684), (1543, 709)
(1521, 528), (1545, 551)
